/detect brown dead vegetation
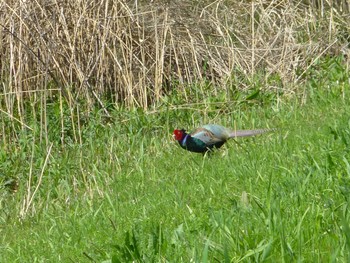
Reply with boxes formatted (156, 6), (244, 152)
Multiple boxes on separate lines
(0, 0), (349, 113)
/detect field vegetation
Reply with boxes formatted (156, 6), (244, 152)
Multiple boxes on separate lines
(0, 0), (350, 262)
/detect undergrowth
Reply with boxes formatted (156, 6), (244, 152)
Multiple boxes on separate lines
(0, 56), (350, 262)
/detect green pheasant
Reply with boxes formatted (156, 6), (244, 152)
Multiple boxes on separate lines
(173, 124), (274, 153)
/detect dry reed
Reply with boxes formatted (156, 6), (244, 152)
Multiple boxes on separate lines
(0, 0), (349, 112)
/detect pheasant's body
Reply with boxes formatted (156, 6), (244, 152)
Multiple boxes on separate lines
(173, 124), (274, 153)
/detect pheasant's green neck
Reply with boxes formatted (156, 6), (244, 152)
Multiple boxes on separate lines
(179, 134), (208, 153)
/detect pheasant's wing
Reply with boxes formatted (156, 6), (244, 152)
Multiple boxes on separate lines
(190, 128), (225, 145)
(228, 128), (276, 138)
(201, 124), (231, 141)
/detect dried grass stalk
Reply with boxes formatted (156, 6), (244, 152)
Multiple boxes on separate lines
(0, 0), (349, 111)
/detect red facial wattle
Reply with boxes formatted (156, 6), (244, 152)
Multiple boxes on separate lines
(173, 129), (184, 141)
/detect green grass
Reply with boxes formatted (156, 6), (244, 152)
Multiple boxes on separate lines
(1, 57), (350, 262)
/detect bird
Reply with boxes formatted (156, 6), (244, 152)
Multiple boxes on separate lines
(173, 124), (275, 153)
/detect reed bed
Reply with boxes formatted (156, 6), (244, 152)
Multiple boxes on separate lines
(0, 0), (349, 114)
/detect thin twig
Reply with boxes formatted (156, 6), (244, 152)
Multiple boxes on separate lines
(22, 143), (53, 218)
(0, 108), (33, 131)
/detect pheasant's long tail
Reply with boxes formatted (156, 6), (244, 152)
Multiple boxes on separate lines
(229, 128), (276, 138)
